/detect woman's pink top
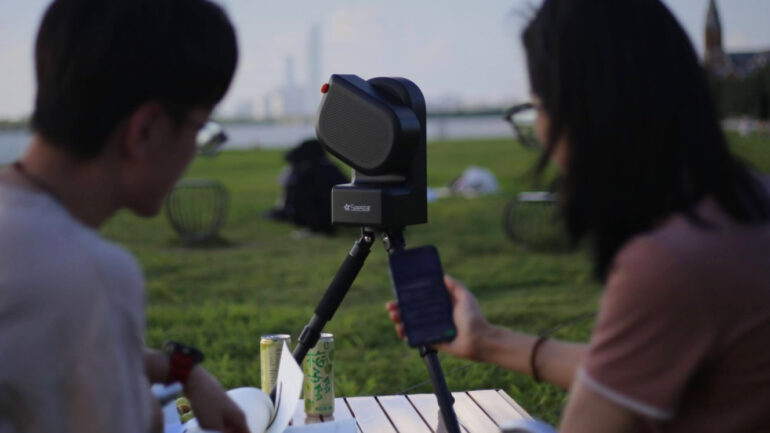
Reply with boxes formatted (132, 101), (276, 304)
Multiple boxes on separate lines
(582, 196), (770, 432)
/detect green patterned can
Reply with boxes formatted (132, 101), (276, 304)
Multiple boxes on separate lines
(260, 334), (292, 393)
(303, 333), (335, 416)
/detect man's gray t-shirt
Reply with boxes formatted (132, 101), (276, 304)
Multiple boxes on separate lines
(0, 183), (151, 432)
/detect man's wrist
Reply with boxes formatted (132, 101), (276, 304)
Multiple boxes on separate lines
(163, 341), (205, 385)
(182, 364), (205, 392)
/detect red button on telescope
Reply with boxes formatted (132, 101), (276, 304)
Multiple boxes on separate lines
(321, 83), (329, 94)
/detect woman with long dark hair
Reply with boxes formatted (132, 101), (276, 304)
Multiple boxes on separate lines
(387, 0), (770, 431)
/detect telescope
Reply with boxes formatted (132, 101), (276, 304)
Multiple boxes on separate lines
(317, 74), (427, 228)
(272, 75), (461, 433)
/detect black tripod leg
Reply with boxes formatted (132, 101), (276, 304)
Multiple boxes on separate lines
(421, 346), (461, 433)
(383, 230), (460, 433)
(270, 228), (375, 403)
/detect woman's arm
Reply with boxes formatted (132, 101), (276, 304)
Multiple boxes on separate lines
(386, 275), (586, 389)
(559, 376), (640, 433)
(475, 325), (586, 390)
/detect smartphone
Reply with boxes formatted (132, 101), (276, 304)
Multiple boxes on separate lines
(388, 245), (457, 347)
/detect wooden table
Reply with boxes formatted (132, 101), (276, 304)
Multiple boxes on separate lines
(292, 389), (532, 433)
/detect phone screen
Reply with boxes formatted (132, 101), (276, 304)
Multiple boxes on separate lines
(388, 246), (457, 347)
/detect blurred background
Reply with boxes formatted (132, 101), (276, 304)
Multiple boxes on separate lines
(1, 0), (768, 425)
(2, 0), (769, 160)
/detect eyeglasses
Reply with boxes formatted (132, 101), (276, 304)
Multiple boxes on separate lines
(503, 102), (540, 150)
(195, 121), (228, 157)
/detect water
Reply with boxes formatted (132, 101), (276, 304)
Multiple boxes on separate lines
(0, 115), (515, 165)
(0, 130), (30, 165)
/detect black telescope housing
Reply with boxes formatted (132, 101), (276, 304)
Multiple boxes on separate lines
(283, 75), (461, 432)
(316, 74), (427, 228)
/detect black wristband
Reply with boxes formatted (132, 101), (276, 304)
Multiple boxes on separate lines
(163, 341), (205, 385)
(530, 336), (548, 383)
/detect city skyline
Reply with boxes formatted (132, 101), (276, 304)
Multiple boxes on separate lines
(1, 0), (769, 119)
(258, 24), (324, 119)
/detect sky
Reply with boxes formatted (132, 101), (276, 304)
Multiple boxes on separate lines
(1, 0), (769, 119)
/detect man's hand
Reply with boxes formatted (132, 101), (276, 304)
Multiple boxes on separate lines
(385, 275), (494, 361)
(149, 393), (163, 433)
(184, 366), (249, 433)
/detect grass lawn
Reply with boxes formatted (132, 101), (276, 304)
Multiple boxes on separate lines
(101, 132), (770, 425)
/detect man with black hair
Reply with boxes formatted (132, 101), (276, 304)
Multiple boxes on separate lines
(0, 0), (248, 432)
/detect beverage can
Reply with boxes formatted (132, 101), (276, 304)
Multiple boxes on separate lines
(260, 334), (292, 393)
(303, 333), (335, 416)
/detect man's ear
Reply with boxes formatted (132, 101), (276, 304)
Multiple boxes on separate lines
(122, 102), (166, 160)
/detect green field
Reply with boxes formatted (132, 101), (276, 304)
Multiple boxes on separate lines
(102, 133), (770, 424)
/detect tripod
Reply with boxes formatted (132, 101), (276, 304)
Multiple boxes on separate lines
(271, 227), (461, 433)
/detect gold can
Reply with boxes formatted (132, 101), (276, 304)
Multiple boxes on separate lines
(303, 333), (335, 416)
(260, 334), (292, 393)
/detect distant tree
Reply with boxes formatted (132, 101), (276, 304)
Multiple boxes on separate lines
(759, 70), (769, 121)
(709, 65), (770, 120)
(0, 119), (29, 131)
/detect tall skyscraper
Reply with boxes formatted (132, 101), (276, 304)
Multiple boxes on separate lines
(262, 24), (324, 119)
(306, 24), (323, 117)
(285, 56), (296, 87)
(308, 24), (322, 90)
(281, 56), (305, 118)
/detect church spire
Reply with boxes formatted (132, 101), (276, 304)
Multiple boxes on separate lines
(705, 0), (722, 50)
(704, 0), (730, 75)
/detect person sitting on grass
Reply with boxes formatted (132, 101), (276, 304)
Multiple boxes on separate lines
(0, 0), (247, 432)
(387, 0), (770, 432)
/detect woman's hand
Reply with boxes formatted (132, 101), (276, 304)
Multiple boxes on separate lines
(385, 275), (494, 361)
(184, 366), (249, 433)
